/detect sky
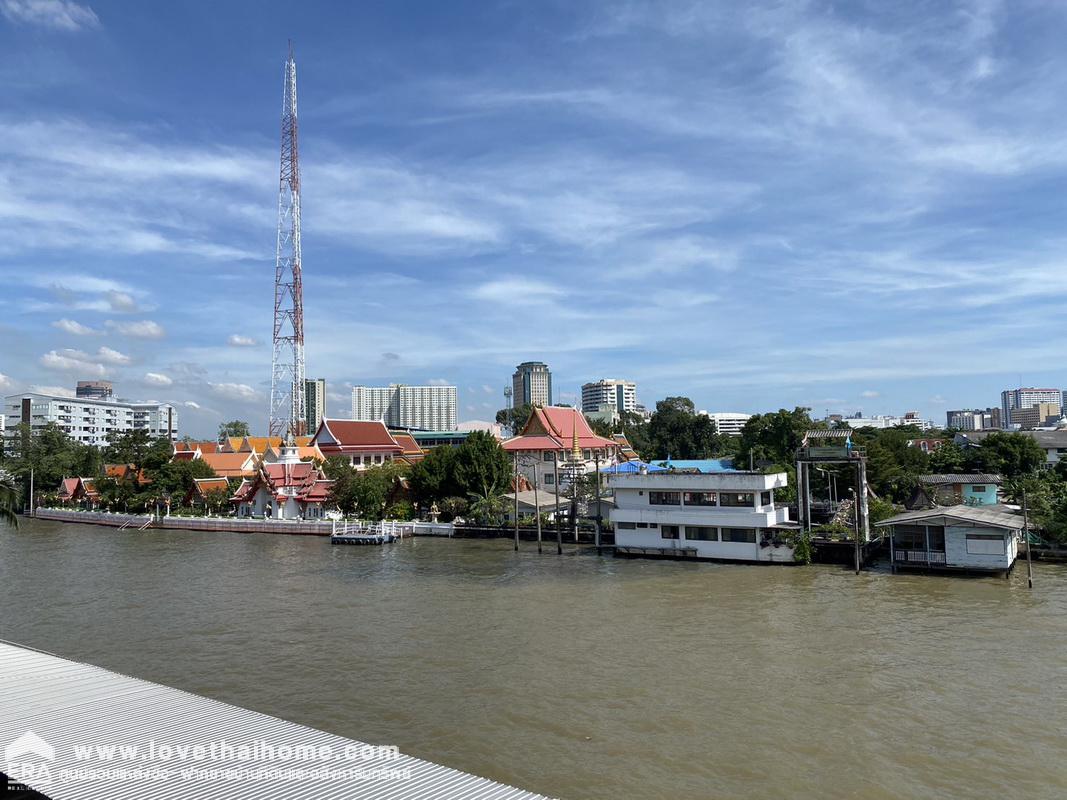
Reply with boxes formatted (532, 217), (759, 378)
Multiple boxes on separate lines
(1, 0), (1065, 438)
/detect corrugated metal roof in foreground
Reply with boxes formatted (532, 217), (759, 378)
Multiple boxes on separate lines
(0, 640), (554, 800)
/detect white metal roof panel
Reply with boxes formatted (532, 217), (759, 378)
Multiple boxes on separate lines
(0, 641), (553, 800)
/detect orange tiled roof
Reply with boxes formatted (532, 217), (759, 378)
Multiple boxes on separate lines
(199, 451), (259, 477)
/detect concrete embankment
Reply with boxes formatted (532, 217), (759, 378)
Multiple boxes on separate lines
(34, 508), (334, 536)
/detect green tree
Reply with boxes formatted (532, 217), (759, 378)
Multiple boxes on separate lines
(735, 407), (818, 470)
(408, 445), (461, 507)
(585, 414), (614, 438)
(0, 472), (19, 527)
(454, 430), (511, 501)
(103, 429), (159, 474)
(644, 397), (737, 460)
(966, 432), (1046, 478)
(6, 423), (82, 507)
(218, 420), (251, 441)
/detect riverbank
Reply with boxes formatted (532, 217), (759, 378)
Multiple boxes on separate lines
(34, 507), (335, 536)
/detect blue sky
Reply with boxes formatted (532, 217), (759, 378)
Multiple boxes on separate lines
(1, 0), (1065, 438)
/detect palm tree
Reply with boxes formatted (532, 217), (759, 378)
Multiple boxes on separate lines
(0, 474), (19, 528)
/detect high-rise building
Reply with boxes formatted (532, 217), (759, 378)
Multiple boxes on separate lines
(76, 380), (113, 400)
(946, 408), (1002, 431)
(351, 384), (457, 431)
(3, 389), (178, 447)
(512, 362), (552, 407)
(581, 379), (637, 414)
(304, 378), (326, 435)
(1012, 402), (1061, 430)
(1001, 388), (1062, 428)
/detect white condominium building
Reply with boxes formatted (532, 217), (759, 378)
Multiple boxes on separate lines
(700, 412), (751, 436)
(351, 384), (457, 431)
(581, 379), (637, 414)
(4, 391), (178, 447)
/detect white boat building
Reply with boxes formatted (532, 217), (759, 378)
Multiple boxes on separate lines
(609, 469), (797, 563)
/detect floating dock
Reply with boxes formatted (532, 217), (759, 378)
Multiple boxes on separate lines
(0, 640), (552, 799)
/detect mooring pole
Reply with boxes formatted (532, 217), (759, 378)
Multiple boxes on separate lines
(1023, 489), (1033, 589)
(512, 453), (519, 551)
(851, 487), (860, 574)
(533, 469), (542, 554)
(29, 467), (34, 517)
(594, 449), (602, 555)
(553, 451), (562, 555)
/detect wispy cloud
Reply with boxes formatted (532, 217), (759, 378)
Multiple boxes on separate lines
(106, 319), (164, 339)
(52, 318), (99, 336)
(40, 348), (106, 376)
(227, 334), (258, 347)
(0, 0), (99, 31)
(144, 372), (172, 386)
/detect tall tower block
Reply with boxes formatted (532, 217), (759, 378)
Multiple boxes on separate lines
(269, 42), (307, 437)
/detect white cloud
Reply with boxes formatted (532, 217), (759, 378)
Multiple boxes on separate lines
(29, 384), (76, 397)
(427, 378), (452, 386)
(227, 334), (258, 347)
(96, 346), (130, 365)
(209, 382), (259, 401)
(52, 318), (99, 335)
(106, 319), (164, 339)
(39, 348), (106, 376)
(106, 290), (138, 312)
(471, 278), (562, 303)
(0, 372), (11, 390)
(481, 384), (494, 394)
(144, 372), (172, 386)
(183, 401), (201, 409)
(0, 0), (99, 31)
(860, 390), (880, 399)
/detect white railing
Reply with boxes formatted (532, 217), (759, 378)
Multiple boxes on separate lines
(894, 549), (947, 565)
(331, 519), (404, 538)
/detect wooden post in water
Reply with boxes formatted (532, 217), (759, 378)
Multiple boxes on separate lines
(29, 467), (34, 518)
(553, 451), (562, 555)
(512, 453), (519, 552)
(851, 487), (860, 574)
(1023, 489), (1033, 589)
(594, 449), (602, 555)
(533, 469), (542, 554)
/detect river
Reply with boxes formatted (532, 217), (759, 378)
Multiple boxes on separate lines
(1, 518), (1065, 799)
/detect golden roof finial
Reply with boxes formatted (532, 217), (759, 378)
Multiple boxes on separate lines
(571, 412), (582, 462)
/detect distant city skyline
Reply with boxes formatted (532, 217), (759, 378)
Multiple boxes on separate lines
(3, 2), (1067, 439)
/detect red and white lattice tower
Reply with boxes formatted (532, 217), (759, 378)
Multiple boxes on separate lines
(269, 42), (306, 438)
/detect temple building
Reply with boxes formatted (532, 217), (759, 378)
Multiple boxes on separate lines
(502, 406), (620, 490)
(230, 442), (333, 520)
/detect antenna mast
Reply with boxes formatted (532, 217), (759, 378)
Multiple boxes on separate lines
(269, 42), (306, 438)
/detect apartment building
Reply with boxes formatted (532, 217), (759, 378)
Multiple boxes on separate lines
(512, 362), (552, 407)
(351, 384), (457, 431)
(581, 379), (637, 414)
(4, 390), (178, 447)
(1001, 387), (1062, 428)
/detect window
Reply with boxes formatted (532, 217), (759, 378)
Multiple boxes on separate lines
(543, 450), (554, 462)
(971, 485), (986, 492)
(685, 526), (718, 541)
(720, 493), (755, 507)
(374, 454), (383, 464)
(649, 491), (681, 506)
(966, 533), (1005, 555)
(544, 473), (555, 485)
(721, 527), (757, 543)
(661, 525), (680, 539)
(363, 455), (372, 465)
(760, 490), (772, 507)
(617, 521), (636, 529)
(683, 491), (717, 506)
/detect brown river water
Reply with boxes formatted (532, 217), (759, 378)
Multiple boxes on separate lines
(2, 518), (1066, 799)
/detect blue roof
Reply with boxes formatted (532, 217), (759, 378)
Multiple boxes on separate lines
(652, 458), (737, 473)
(600, 460), (667, 473)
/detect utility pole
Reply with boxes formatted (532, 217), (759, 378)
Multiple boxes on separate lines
(269, 42), (307, 438)
(1023, 489), (1033, 589)
(553, 451), (562, 555)
(512, 452), (519, 551)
